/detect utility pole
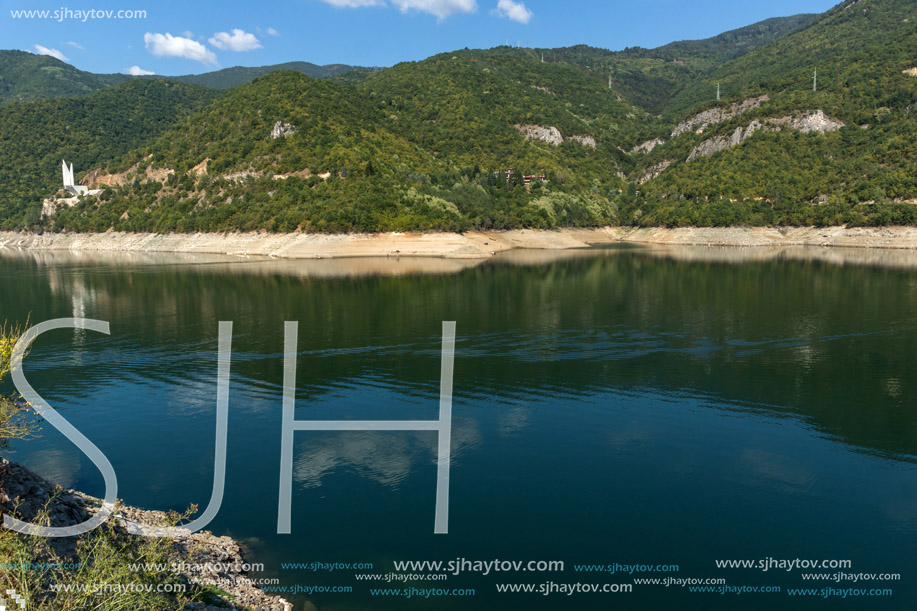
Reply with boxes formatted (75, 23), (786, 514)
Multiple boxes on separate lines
(813, 68), (817, 92)
(716, 82), (720, 101)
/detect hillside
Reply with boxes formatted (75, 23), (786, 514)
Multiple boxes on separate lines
(0, 14), (811, 107)
(165, 61), (370, 89)
(538, 14), (818, 115)
(654, 14), (820, 62)
(357, 48), (648, 169)
(46, 58), (637, 233)
(622, 0), (917, 227)
(2, 0), (916, 234)
(0, 51), (364, 104)
(0, 50), (129, 104)
(665, 0), (917, 114)
(0, 80), (218, 228)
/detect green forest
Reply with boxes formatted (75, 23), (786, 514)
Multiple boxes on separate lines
(1, 0), (916, 234)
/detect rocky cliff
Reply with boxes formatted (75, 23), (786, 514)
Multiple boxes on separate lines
(513, 124), (597, 148)
(686, 110), (843, 161)
(671, 95), (770, 138)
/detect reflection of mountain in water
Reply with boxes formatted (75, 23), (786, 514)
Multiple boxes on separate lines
(2, 246), (917, 464)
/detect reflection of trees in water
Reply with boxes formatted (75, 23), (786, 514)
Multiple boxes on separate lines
(2, 249), (917, 461)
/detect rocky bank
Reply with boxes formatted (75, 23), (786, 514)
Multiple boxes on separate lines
(8, 226), (917, 260)
(0, 457), (293, 611)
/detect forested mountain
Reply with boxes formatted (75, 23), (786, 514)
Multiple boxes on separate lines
(0, 51), (364, 104)
(1, 0), (915, 234)
(664, 0), (917, 114)
(654, 14), (820, 62)
(539, 13), (818, 115)
(0, 51), (129, 104)
(165, 61), (369, 89)
(624, 0), (917, 227)
(0, 14), (809, 108)
(358, 49), (646, 170)
(48, 62), (635, 233)
(0, 80), (218, 226)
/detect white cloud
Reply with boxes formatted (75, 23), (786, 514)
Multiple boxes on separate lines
(208, 28), (262, 52)
(65, 41), (84, 50)
(493, 0), (532, 24)
(127, 65), (155, 76)
(266, 27), (279, 36)
(391, 0), (476, 19)
(144, 32), (217, 65)
(319, 0), (385, 7)
(33, 44), (68, 62)
(182, 30), (194, 38)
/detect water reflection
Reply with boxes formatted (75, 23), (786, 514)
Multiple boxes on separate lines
(12, 241), (917, 274)
(3, 244), (917, 610)
(4, 245), (917, 462)
(23, 448), (82, 488)
(293, 419), (481, 489)
(740, 448), (817, 491)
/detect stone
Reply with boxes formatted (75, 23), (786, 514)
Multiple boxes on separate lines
(671, 95), (769, 138)
(514, 125), (597, 149)
(513, 124), (564, 146)
(566, 134), (597, 149)
(0, 457), (292, 611)
(637, 159), (674, 183)
(685, 111), (842, 161)
(270, 121), (297, 139)
(631, 137), (664, 154)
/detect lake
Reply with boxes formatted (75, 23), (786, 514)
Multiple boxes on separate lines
(1, 244), (916, 610)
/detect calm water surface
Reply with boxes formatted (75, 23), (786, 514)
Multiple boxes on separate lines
(1, 245), (916, 610)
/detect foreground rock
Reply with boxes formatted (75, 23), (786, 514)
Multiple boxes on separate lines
(0, 457), (292, 611)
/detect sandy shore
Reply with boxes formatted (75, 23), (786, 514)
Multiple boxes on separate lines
(4, 226), (917, 259)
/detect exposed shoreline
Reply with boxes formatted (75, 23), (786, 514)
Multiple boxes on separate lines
(5, 226), (917, 259)
(0, 456), (294, 610)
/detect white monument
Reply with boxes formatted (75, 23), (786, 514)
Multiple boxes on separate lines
(61, 159), (88, 196)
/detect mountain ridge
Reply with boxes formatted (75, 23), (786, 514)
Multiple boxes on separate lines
(2, 0), (915, 233)
(0, 12), (815, 108)
(0, 51), (370, 104)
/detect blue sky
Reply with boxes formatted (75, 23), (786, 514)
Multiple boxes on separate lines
(2, 0), (840, 75)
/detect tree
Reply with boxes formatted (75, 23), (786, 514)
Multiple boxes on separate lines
(0, 321), (35, 445)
